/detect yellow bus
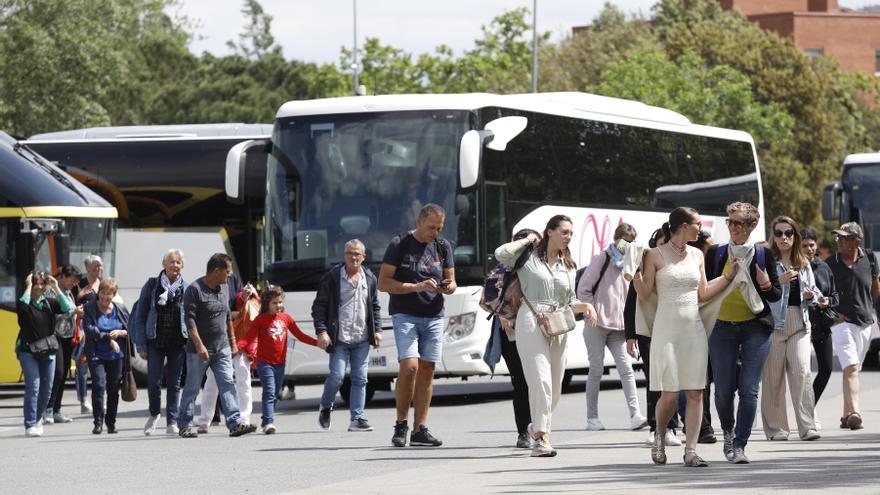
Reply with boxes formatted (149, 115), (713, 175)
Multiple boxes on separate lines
(0, 131), (117, 383)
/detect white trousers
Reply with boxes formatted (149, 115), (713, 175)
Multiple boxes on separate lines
(515, 306), (568, 434)
(198, 353), (253, 426)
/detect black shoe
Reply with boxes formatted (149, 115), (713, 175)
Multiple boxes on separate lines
(410, 425), (442, 447)
(92, 424), (102, 434)
(229, 422), (257, 437)
(516, 432), (532, 449)
(178, 427), (198, 438)
(698, 430), (717, 444)
(392, 420), (409, 447)
(318, 406), (331, 430)
(107, 425), (118, 434)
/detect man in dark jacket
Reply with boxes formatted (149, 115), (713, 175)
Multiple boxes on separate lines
(313, 239), (382, 432)
(705, 202), (782, 465)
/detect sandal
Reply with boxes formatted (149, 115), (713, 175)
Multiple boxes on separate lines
(846, 412), (864, 430)
(651, 431), (667, 465)
(683, 449), (708, 467)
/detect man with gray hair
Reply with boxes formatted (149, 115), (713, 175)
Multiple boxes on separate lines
(313, 239), (382, 431)
(131, 249), (188, 436)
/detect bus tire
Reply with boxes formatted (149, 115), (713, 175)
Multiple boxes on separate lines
(562, 370), (574, 390)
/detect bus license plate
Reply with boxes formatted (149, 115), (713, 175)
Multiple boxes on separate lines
(370, 356), (387, 368)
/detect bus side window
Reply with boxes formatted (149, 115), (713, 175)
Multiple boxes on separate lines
(484, 182), (508, 263)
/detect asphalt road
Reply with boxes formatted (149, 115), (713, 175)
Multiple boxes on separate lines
(1, 369), (878, 494)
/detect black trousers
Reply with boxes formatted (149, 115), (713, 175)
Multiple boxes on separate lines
(812, 333), (834, 404)
(89, 358), (123, 427)
(500, 329), (531, 435)
(49, 337), (75, 413)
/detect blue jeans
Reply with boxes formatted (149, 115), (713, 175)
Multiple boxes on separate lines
(177, 346), (242, 430)
(391, 314), (444, 363)
(256, 361), (285, 427)
(17, 352), (55, 428)
(320, 340), (371, 420)
(147, 344), (186, 424)
(709, 319), (771, 449)
(89, 358), (123, 427)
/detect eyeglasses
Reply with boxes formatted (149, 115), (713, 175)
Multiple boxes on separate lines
(726, 218), (753, 228)
(774, 229), (794, 238)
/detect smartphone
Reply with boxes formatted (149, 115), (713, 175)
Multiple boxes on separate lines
(437, 279), (451, 288)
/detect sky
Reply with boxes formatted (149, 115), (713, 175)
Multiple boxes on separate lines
(172, 0), (880, 65)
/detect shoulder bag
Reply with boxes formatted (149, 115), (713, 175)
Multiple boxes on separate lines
(521, 260), (577, 338)
(121, 336), (137, 402)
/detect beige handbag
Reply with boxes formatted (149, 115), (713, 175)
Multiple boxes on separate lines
(522, 294), (576, 337)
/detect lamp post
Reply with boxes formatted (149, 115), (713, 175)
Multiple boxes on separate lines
(353, 0), (360, 95)
(531, 0), (537, 93)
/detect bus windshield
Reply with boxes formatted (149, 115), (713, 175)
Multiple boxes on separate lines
(265, 111), (473, 290)
(843, 162), (880, 251)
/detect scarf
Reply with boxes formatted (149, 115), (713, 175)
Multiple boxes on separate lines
(158, 270), (184, 306)
(608, 243), (625, 268)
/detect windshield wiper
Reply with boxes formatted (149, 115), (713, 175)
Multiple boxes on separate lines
(12, 143), (89, 203)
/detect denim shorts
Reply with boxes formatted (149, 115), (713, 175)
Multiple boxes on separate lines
(392, 314), (444, 363)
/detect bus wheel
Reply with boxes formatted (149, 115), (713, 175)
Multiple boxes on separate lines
(339, 377), (379, 405)
(562, 371), (574, 390)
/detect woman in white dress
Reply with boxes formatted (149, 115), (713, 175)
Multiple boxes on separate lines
(633, 207), (736, 467)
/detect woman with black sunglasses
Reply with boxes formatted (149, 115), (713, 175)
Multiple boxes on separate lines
(760, 216), (821, 442)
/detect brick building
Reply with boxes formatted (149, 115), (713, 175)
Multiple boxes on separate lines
(720, 0), (880, 76)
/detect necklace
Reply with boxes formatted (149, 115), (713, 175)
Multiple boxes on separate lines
(669, 240), (686, 256)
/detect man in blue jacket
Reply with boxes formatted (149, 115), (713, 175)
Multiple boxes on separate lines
(313, 239), (382, 432)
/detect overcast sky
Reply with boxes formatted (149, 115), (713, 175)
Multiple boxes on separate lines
(172, 0), (879, 65)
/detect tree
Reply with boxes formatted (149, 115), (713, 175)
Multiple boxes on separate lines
(597, 49), (793, 146)
(227, 0), (278, 60)
(541, 3), (659, 92)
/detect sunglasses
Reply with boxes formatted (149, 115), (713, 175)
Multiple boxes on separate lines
(725, 218), (753, 228)
(774, 229), (794, 238)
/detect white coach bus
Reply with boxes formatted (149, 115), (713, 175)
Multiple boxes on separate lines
(226, 92), (765, 400)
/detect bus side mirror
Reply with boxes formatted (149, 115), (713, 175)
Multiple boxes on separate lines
(459, 116), (528, 189)
(822, 182), (841, 221)
(226, 139), (271, 205)
(53, 231), (70, 271)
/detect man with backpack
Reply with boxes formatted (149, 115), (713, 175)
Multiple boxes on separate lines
(705, 202), (781, 464)
(379, 203), (455, 448)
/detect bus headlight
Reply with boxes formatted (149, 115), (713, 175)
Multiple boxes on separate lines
(444, 312), (476, 343)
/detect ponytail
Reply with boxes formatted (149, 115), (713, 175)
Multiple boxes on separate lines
(661, 222), (672, 242)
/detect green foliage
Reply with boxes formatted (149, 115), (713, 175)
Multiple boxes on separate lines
(597, 49), (793, 146)
(541, 3), (659, 92)
(227, 0), (277, 60)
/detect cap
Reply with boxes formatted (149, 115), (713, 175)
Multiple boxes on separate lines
(832, 222), (864, 239)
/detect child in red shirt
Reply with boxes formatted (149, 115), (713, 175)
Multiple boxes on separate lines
(237, 286), (317, 433)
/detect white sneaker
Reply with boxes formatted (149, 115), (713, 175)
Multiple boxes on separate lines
(42, 411), (54, 425)
(197, 424), (209, 434)
(36, 422), (44, 436)
(25, 426), (42, 437)
(144, 414), (160, 436)
(166, 424), (179, 435)
(630, 413), (648, 431)
(81, 402), (92, 414)
(262, 424), (276, 435)
(814, 412), (822, 431)
(643, 430), (655, 448)
(586, 418), (606, 431)
(664, 430), (682, 446)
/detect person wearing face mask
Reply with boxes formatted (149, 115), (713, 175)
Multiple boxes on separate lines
(705, 202), (782, 464)
(800, 227), (838, 430)
(760, 216), (821, 442)
(578, 223), (647, 433)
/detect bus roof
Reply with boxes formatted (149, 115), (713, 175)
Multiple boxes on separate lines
(844, 152), (880, 165)
(0, 131), (115, 215)
(26, 123), (272, 143)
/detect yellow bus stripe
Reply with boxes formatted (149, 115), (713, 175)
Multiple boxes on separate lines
(0, 206), (118, 219)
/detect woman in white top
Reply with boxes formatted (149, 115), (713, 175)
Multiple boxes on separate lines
(633, 207), (736, 467)
(494, 214), (596, 458)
